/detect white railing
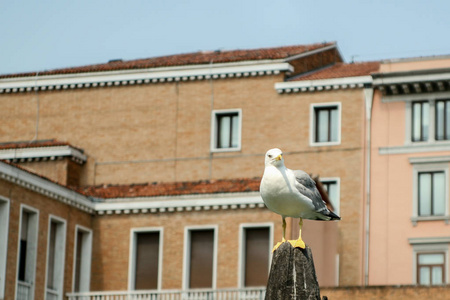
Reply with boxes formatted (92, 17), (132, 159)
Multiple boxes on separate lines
(46, 287), (59, 300)
(66, 288), (266, 300)
(17, 280), (32, 300)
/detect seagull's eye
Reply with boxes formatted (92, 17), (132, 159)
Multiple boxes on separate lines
(268, 154), (272, 158)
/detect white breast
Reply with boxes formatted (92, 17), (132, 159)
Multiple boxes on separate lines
(260, 166), (313, 218)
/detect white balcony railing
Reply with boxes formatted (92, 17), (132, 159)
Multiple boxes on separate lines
(67, 288), (266, 300)
(46, 287), (59, 300)
(17, 280), (32, 300)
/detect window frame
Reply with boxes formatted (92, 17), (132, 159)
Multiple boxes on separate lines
(417, 171), (446, 217)
(210, 109), (242, 152)
(0, 196), (10, 299)
(238, 223), (273, 288)
(411, 160), (449, 225)
(435, 99), (450, 141)
(416, 252), (446, 285)
(310, 102), (342, 146)
(16, 204), (39, 300)
(403, 95), (450, 146)
(320, 177), (341, 217)
(411, 100), (430, 142)
(410, 239), (449, 285)
(71, 225), (93, 293)
(182, 225), (218, 290)
(128, 227), (163, 291)
(45, 215), (67, 300)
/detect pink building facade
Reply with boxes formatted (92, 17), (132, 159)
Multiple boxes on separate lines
(368, 56), (450, 285)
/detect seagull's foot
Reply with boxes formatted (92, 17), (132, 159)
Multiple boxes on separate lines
(288, 238), (306, 249)
(272, 238), (286, 252)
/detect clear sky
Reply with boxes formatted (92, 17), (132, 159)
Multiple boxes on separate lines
(1, 0), (449, 75)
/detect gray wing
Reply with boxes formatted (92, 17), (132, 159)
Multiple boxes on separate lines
(292, 169), (328, 213)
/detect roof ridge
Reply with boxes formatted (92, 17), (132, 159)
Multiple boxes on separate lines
(0, 42), (335, 78)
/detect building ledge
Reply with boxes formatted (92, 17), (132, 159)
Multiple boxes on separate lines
(0, 139), (86, 164)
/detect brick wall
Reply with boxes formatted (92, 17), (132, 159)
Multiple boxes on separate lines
(0, 74), (367, 286)
(321, 285), (450, 300)
(90, 206), (280, 291)
(0, 179), (93, 300)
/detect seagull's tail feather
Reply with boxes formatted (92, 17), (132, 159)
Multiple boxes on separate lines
(315, 209), (341, 221)
(326, 210), (341, 220)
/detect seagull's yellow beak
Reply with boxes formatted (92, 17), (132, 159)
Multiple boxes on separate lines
(275, 154), (282, 161)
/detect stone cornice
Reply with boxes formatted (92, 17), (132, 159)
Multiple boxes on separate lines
(275, 76), (372, 93)
(94, 192), (265, 215)
(0, 60), (292, 94)
(0, 161), (266, 216)
(0, 145), (86, 164)
(373, 68), (450, 96)
(0, 161), (95, 214)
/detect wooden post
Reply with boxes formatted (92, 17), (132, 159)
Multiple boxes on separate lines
(265, 242), (328, 300)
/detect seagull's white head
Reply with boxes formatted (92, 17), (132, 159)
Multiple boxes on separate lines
(265, 148), (284, 167)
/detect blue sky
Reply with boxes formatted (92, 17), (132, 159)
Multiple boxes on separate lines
(1, 0), (449, 75)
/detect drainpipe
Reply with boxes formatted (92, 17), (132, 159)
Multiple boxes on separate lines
(363, 87), (374, 286)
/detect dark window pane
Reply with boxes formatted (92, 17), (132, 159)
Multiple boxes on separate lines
(47, 221), (58, 289)
(315, 106), (338, 143)
(74, 231), (83, 292)
(218, 116), (231, 148)
(436, 101), (445, 140)
(18, 212), (29, 281)
(422, 102), (429, 141)
(189, 230), (214, 288)
(412, 102), (421, 141)
(412, 102), (429, 142)
(418, 173), (432, 216)
(18, 240), (27, 281)
(433, 172), (445, 215)
(216, 113), (239, 149)
(317, 109), (329, 142)
(244, 228), (270, 287)
(445, 102), (450, 139)
(135, 232), (160, 290)
(231, 115), (239, 148)
(330, 108), (338, 142)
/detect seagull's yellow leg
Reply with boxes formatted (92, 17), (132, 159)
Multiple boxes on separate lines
(288, 218), (306, 249)
(272, 216), (287, 252)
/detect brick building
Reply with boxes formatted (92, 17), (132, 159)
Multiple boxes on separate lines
(1, 42), (448, 300)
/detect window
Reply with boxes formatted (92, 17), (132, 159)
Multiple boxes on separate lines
(412, 101), (430, 142)
(211, 109), (242, 151)
(184, 227), (217, 289)
(418, 171), (445, 216)
(16, 205), (39, 300)
(406, 98), (450, 144)
(417, 253), (445, 285)
(311, 103), (341, 146)
(409, 237), (449, 285)
(73, 226), (92, 293)
(46, 217), (66, 300)
(0, 197), (9, 299)
(131, 230), (162, 290)
(435, 100), (450, 140)
(411, 158), (449, 224)
(241, 226), (271, 287)
(321, 179), (340, 216)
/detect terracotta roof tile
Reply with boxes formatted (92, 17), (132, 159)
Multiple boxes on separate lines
(0, 139), (83, 152)
(0, 42), (335, 78)
(77, 178), (262, 199)
(290, 61), (380, 81)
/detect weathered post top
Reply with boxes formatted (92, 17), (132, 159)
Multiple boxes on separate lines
(265, 243), (328, 300)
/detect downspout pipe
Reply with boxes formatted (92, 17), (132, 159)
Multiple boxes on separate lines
(363, 86), (374, 286)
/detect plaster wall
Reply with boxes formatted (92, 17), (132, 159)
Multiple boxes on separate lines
(369, 89), (450, 285)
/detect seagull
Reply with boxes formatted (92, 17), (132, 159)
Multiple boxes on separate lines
(260, 148), (340, 251)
